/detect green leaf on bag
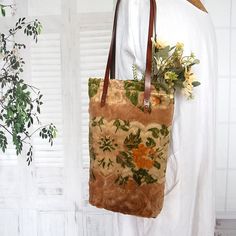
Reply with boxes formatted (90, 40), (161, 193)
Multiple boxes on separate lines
(146, 137), (156, 147)
(132, 168), (157, 185)
(113, 119), (121, 133)
(154, 161), (161, 169)
(124, 128), (142, 149)
(113, 119), (130, 133)
(148, 127), (160, 138)
(88, 78), (101, 98)
(98, 158), (106, 168)
(125, 90), (138, 106)
(91, 117), (104, 131)
(115, 175), (129, 185)
(124, 80), (144, 91)
(160, 125), (169, 137)
(116, 151), (135, 169)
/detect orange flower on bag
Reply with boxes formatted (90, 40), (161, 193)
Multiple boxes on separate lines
(132, 143), (154, 169)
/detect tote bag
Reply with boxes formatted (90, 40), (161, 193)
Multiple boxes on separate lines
(88, 0), (175, 218)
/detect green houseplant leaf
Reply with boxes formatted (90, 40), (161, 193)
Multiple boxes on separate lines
(0, 4), (57, 165)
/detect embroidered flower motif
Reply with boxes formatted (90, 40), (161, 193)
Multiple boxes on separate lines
(92, 121), (124, 170)
(131, 143), (155, 170)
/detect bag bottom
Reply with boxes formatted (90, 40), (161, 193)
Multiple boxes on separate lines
(89, 169), (165, 218)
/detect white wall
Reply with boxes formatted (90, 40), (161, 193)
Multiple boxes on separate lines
(205, 0), (236, 219)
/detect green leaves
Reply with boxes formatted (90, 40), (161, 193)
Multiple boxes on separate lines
(91, 117), (104, 132)
(39, 124), (57, 146)
(148, 125), (169, 139)
(146, 137), (156, 147)
(156, 46), (170, 59)
(26, 146), (33, 166)
(23, 19), (43, 43)
(116, 151), (135, 169)
(113, 119), (130, 133)
(125, 90), (138, 106)
(132, 64), (139, 81)
(154, 161), (161, 170)
(0, 131), (7, 152)
(88, 78), (100, 98)
(148, 127), (160, 138)
(115, 175), (129, 185)
(0, 17), (57, 165)
(149, 40), (201, 98)
(0, 4), (6, 17)
(132, 168), (157, 186)
(160, 125), (169, 137)
(12, 133), (23, 155)
(124, 128), (142, 149)
(192, 81), (201, 87)
(123, 80), (146, 107)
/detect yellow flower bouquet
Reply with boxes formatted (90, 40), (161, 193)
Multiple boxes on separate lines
(151, 39), (201, 99)
(133, 38), (201, 100)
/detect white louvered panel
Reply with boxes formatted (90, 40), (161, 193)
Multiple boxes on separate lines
(35, 167), (64, 197)
(81, 168), (89, 206)
(38, 212), (65, 236)
(28, 0), (61, 16)
(0, 211), (19, 236)
(77, 0), (113, 13)
(30, 33), (64, 168)
(0, 167), (20, 209)
(83, 213), (114, 236)
(79, 18), (112, 171)
(30, 33), (65, 206)
(0, 141), (18, 163)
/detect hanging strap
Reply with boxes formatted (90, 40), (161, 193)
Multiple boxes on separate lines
(187, 0), (208, 13)
(100, 0), (156, 113)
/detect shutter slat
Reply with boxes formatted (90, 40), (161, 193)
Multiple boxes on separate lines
(79, 16), (112, 173)
(31, 33), (64, 168)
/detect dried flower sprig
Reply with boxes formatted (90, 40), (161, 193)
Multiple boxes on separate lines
(150, 38), (201, 99)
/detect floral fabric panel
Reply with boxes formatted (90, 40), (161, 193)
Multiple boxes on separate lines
(88, 78), (174, 186)
(89, 117), (171, 186)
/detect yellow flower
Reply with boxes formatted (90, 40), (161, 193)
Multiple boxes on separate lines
(182, 68), (198, 99)
(176, 42), (184, 50)
(182, 81), (193, 99)
(184, 68), (197, 83)
(151, 37), (168, 49)
(164, 71), (178, 81)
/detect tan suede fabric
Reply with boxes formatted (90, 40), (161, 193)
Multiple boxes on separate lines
(88, 78), (175, 218)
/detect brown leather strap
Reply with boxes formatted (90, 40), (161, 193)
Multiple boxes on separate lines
(101, 0), (156, 111)
(101, 0), (121, 107)
(187, 0), (208, 13)
(143, 0), (156, 112)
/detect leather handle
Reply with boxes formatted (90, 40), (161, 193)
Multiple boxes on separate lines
(101, 0), (156, 112)
(187, 0), (208, 13)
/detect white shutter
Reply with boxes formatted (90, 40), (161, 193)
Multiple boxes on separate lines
(78, 13), (113, 208)
(29, 33), (67, 218)
(30, 33), (64, 167)
(79, 13), (112, 168)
